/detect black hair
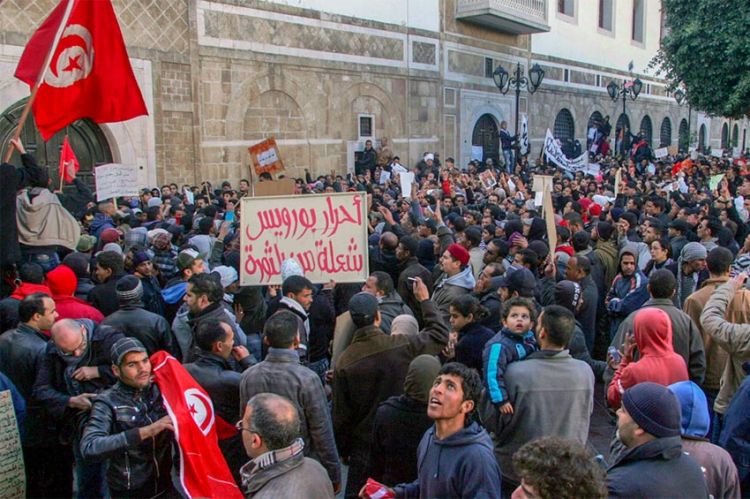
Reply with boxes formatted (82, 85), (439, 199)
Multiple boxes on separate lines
(450, 294), (488, 322)
(195, 319), (231, 351)
(188, 273), (224, 303)
(707, 247), (734, 275)
(572, 255), (591, 275)
(263, 311), (300, 349)
(282, 275), (313, 296)
(540, 305), (575, 348)
(502, 297), (538, 323)
(436, 362), (482, 421)
(518, 249), (539, 269)
(648, 269), (676, 299)
(19, 292), (51, 323)
(95, 251), (124, 276)
(18, 263), (45, 284)
(370, 271), (394, 295)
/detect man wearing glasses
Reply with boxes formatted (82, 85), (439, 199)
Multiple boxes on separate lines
(238, 393), (334, 498)
(33, 318), (123, 498)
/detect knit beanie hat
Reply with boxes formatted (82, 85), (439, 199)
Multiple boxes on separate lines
(62, 252), (91, 278)
(100, 228), (123, 245)
(116, 275), (143, 303)
(680, 242), (708, 262)
(391, 314), (419, 336)
(554, 280), (582, 314)
(403, 354), (441, 403)
(622, 382), (682, 438)
(102, 242), (123, 256)
(446, 243), (470, 266)
(76, 235), (97, 253)
(131, 251), (151, 268)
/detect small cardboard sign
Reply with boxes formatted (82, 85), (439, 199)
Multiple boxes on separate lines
(94, 164), (140, 201)
(253, 178), (296, 197)
(654, 147), (669, 159)
(248, 138), (285, 176)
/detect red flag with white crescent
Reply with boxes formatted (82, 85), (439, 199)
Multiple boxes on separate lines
(150, 351), (243, 499)
(59, 135), (79, 183)
(14, 0), (148, 140)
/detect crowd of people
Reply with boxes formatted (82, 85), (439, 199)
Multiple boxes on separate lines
(0, 132), (749, 499)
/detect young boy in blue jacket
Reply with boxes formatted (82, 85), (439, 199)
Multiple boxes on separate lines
(482, 297), (538, 414)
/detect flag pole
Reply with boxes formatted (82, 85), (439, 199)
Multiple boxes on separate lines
(3, 0), (76, 163)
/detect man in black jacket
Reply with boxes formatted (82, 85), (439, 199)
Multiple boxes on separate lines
(565, 255), (599, 354)
(0, 293), (74, 498)
(395, 235), (433, 326)
(102, 275), (177, 356)
(33, 318), (123, 498)
(81, 337), (175, 498)
(88, 250), (125, 316)
(185, 318), (253, 484)
(355, 139), (377, 177)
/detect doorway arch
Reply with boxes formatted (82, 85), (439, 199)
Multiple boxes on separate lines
(471, 114), (500, 165)
(0, 98), (113, 188)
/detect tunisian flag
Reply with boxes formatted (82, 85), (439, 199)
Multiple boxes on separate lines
(150, 351), (244, 499)
(14, 0), (148, 140)
(59, 135), (79, 183)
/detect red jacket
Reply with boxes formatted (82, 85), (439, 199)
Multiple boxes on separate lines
(607, 308), (688, 408)
(10, 282), (51, 300)
(45, 265), (104, 323)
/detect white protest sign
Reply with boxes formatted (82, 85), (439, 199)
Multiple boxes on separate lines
(94, 164), (140, 201)
(543, 129), (588, 173)
(0, 390), (24, 498)
(471, 146), (483, 161)
(379, 170), (391, 185)
(240, 192), (369, 285)
(654, 147), (669, 159)
(711, 149), (724, 158)
(399, 172), (415, 198)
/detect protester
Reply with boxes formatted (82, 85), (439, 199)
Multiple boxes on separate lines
(80, 337), (175, 498)
(667, 381), (741, 498)
(607, 382), (708, 498)
(239, 311), (341, 490)
(387, 363), (502, 498)
(511, 436), (607, 499)
(239, 393), (334, 498)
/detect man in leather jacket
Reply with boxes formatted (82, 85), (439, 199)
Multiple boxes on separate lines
(80, 337), (175, 498)
(101, 275), (178, 356)
(185, 318), (254, 484)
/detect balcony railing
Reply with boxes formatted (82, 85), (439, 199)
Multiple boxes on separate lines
(456, 0), (550, 34)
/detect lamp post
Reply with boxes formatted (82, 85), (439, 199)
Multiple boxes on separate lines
(674, 87), (691, 152)
(492, 61), (544, 154)
(607, 77), (642, 155)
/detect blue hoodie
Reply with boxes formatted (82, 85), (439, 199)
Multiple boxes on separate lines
(394, 420), (501, 499)
(668, 380), (709, 438)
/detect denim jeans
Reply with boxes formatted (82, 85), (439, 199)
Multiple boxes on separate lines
(701, 387), (719, 442)
(21, 250), (60, 273)
(502, 149), (514, 174)
(74, 435), (108, 499)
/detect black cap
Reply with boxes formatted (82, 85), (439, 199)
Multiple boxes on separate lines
(348, 292), (378, 327)
(111, 337), (147, 365)
(497, 267), (537, 297)
(668, 219), (690, 233)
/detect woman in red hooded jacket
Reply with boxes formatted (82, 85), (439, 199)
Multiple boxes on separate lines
(607, 307), (688, 408)
(45, 264), (104, 323)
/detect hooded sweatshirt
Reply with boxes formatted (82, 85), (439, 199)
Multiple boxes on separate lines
(393, 420), (502, 499)
(45, 265), (104, 323)
(669, 381), (742, 499)
(605, 246), (649, 338)
(607, 308), (688, 408)
(431, 267), (476, 323)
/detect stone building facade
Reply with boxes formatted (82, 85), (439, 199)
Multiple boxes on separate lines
(0, 0), (746, 190)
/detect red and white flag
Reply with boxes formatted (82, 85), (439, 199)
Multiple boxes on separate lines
(59, 135), (79, 183)
(14, 0), (148, 140)
(150, 351), (244, 499)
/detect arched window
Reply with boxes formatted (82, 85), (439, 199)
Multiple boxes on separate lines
(588, 111), (603, 128)
(0, 98), (112, 188)
(640, 115), (653, 144)
(732, 124), (739, 148)
(554, 108), (575, 143)
(721, 123), (729, 149)
(471, 114), (500, 165)
(616, 113), (630, 134)
(678, 118), (689, 152)
(699, 124), (706, 151)
(659, 117), (672, 147)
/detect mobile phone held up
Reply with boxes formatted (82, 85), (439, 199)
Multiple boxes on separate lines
(607, 346), (621, 363)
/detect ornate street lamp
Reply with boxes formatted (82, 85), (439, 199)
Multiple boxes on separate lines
(492, 62), (545, 159)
